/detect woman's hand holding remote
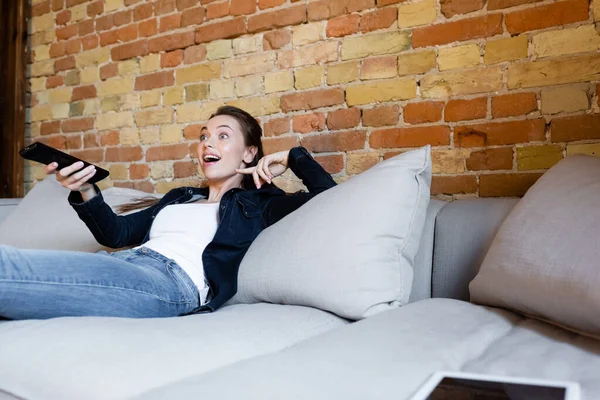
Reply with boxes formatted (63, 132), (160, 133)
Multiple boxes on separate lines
(44, 161), (98, 201)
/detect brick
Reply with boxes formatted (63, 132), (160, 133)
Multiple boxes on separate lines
(149, 32), (195, 53)
(230, 0), (256, 15)
(32, 14), (54, 33)
(177, 100), (223, 122)
(533, 25), (600, 59)
(292, 22), (323, 46)
(263, 136), (300, 154)
(259, 0), (285, 9)
(184, 44), (207, 64)
(31, 60), (55, 77)
(146, 144), (189, 161)
(100, 63), (118, 80)
(484, 35), (528, 65)
(224, 53), (273, 77)
(480, 173), (543, 197)
(307, 0), (375, 21)
(421, 67), (503, 98)
(342, 31), (410, 60)
(327, 61), (358, 85)
(49, 87), (72, 103)
(80, 67), (98, 84)
(56, 24), (78, 40)
(40, 120), (61, 135)
(56, 10), (71, 25)
(551, 114), (600, 143)
(83, 132), (101, 148)
(141, 90), (161, 107)
(206, 40), (233, 60)
(183, 124), (202, 140)
(362, 105), (399, 127)
(33, 0), (51, 17)
(100, 30), (118, 46)
(278, 42), (338, 69)
(104, 0), (123, 11)
(295, 66), (324, 90)
(30, 105), (53, 122)
(397, 51), (435, 77)
(195, 16), (246, 43)
(129, 164), (150, 179)
(98, 77), (135, 96)
(431, 176), (478, 195)
(71, 85), (97, 101)
(100, 131), (119, 146)
(181, 6), (205, 27)
(466, 147), (513, 171)
(134, 108), (174, 126)
(293, 113), (326, 133)
(139, 127), (160, 144)
(505, 0), (588, 35)
(206, 1), (229, 20)
(566, 143), (600, 158)
(209, 80), (234, 98)
(445, 97), (490, 124)
(64, 70), (80, 86)
(488, 0), (541, 10)
(118, 59), (140, 75)
(327, 107), (360, 130)
(264, 71), (294, 93)
(508, 54), (600, 90)
(413, 14), (503, 48)
(347, 79), (416, 106)
(52, 0), (64, 11)
(517, 145), (563, 171)
(360, 7), (396, 33)
(440, 0), (484, 17)
(226, 94), (281, 116)
(263, 29), (292, 50)
(595, 0), (600, 21)
(314, 154), (343, 174)
(233, 36), (260, 55)
(62, 117), (94, 132)
(264, 117), (290, 137)
(105, 146), (143, 162)
(49, 42), (65, 58)
(431, 149), (470, 174)
(78, 19), (95, 36)
(492, 92), (537, 118)
(139, 18), (158, 36)
(187, 83), (209, 101)
(301, 130), (366, 152)
(79, 34), (97, 50)
(360, 56), (397, 80)
(96, 14), (114, 31)
(404, 102), (444, 124)
(87, 0), (103, 16)
(176, 62), (222, 84)
(31, 77), (47, 92)
(97, 111), (134, 130)
(347, 152), (379, 174)
(160, 124), (183, 143)
(116, 24), (138, 42)
(281, 88), (345, 112)
(76, 47), (111, 68)
(438, 44), (480, 71)
(55, 56), (75, 72)
(161, 50), (184, 67)
(114, 10), (132, 27)
(541, 86), (588, 115)
(370, 126), (450, 148)
(134, 2), (154, 21)
(154, 0), (176, 15)
(159, 13), (181, 32)
(397, 0), (436, 28)
(135, 71), (175, 91)
(248, 5), (307, 33)
(455, 119), (546, 147)
(174, 161), (198, 178)
(111, 40), (148, 61)
(326, 14), (359, 38)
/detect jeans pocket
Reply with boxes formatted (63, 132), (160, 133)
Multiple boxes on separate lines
(165, 262), (199, 306)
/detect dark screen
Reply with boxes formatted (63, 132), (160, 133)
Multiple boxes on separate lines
(426, 377), (566, 400)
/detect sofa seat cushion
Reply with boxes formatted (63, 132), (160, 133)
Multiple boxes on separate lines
(0, 303), (346, 400)
(132, 299), (600, 400)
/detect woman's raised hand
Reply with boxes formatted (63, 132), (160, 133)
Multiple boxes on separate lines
(236, 150), (290, 189)
(44, 161), (97, 195)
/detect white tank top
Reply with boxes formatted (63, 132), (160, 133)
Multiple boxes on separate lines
(138, 202), (220, 305)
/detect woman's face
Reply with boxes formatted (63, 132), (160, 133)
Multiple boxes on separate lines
(197, 114), (256, 183)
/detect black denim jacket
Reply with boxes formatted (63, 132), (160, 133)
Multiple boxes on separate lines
(68, 146), (336, 313)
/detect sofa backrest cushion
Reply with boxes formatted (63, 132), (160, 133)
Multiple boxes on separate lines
(470, 155), (600, 339)
(230, 146), (432, 320)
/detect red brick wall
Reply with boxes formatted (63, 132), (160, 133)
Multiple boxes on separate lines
(26, 0), (600, 198)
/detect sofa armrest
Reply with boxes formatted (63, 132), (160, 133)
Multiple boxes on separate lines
(0, 199), (22, 226)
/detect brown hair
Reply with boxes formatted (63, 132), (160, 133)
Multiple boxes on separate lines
(116, 105), (266, 214)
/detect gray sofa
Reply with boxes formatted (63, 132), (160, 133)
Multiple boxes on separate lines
(0, 196), (598, 400)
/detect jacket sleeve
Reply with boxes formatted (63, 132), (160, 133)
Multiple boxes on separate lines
(68, 186), (158, 249)
(264, 146), (336, 226)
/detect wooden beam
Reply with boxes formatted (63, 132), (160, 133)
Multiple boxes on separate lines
(0, 0), (28, 198)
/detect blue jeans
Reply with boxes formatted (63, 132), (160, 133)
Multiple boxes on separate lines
(0, 245), (200, 320)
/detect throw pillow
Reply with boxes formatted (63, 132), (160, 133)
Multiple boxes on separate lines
(470, 154), (600, 339)
(231, 146), (432, 320)
(0, 177), (158, 252)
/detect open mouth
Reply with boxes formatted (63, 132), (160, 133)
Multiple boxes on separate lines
(203, 155), (221, 166)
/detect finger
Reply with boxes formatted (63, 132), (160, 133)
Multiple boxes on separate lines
(235, 167), (254, 174)
(62, 165), (95, 186)
(261, 158), (272, 182)
(252, 169), (264, 189)
(59, 161), (85, 178)
(66, 169), (96, 191)
(44, 162), (58, 175)
(257, 160), (271, 184)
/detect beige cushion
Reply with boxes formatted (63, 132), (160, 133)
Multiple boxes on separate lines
(231, 146), (432, 320)
(0, 177), (158, 252)
(470, 155), (600, 339)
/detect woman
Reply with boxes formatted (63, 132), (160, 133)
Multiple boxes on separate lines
(0, 106), (336, 320)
